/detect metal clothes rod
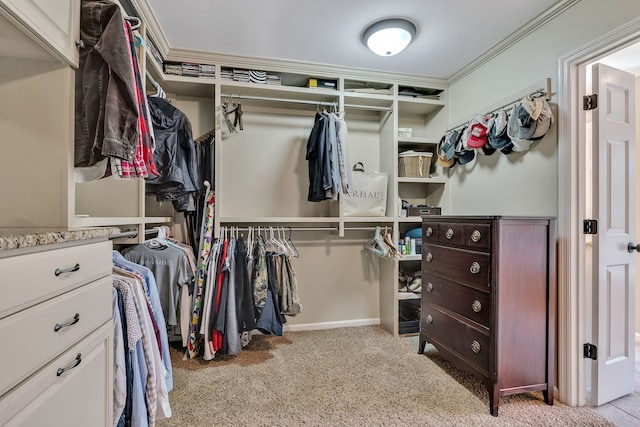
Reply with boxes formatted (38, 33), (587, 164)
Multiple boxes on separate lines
(343, 103), (393, 112)
(221, 94), (337, 108)
(109, 229), (138, 240)
(221, 226), (380, 232)
(224, 226), (338, 232)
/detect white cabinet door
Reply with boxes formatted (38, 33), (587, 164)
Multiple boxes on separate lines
(0, 322), (112, 427)
(0, 0), (80, 66)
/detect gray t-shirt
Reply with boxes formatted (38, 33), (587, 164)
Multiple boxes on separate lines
(122, 243), (193, 327)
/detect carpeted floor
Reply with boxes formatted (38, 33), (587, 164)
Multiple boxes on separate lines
(157, 326), (614, 426)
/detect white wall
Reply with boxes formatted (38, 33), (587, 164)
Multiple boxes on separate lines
(447, 0), (640, 216)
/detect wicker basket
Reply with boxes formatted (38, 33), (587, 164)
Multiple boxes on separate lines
(398, 151), (432, 177)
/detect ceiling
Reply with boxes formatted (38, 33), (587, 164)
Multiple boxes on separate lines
(146, 0), (563, 79)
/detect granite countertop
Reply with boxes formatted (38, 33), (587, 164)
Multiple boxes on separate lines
(0, 227), (122, 251)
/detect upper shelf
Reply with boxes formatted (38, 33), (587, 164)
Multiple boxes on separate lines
(397, 97), (445, 115)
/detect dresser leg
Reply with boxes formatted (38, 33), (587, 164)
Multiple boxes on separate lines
(488, 382), (499, 416)
(418, 336), (426, 354)
(543, 387), (554, 406)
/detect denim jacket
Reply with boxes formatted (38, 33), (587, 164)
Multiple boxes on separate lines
(75, 0), (139, 168)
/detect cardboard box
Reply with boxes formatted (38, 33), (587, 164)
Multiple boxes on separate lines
(307, 78), (337, 89)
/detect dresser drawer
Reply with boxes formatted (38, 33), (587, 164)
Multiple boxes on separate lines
(463, 224), (491, 249)
(436, 223), (465, 245)
(421, 303), (490, 372)
(423, 222), (491, 250)
(0, 241), (111, 319)
(422, 272), (490, 328)
(0, 276), (112, 396)
(0, 322), (111, 427)
(422, 244), (490, 290)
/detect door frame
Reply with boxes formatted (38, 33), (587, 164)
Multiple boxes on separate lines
(558, 17), (640, 407)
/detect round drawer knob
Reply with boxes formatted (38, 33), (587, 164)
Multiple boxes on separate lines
(445, 228), (454, 239)
(472, 300), (482, 313)
(425, 252), (433, 262)
(470, 262), (481, 274)
(471, 230), (481, 242)
(426, 314), (433, 325)
(471, 340), (481, 354)
(425, 226), (433, 237)
(426, 282), (433, 293)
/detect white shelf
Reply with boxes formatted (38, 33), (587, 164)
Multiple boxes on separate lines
(397, 97), (445, 115)
(398, 177), (446, 184)
(398, 136), (439, 145)
(399, 255), (421, 262)
(69, 216), (173, 228)
(219, 79), (339, 102)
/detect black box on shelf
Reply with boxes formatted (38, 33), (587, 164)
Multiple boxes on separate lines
(407, 206), (441, 216)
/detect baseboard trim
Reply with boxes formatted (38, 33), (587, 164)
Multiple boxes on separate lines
(283, 318), (380, 332)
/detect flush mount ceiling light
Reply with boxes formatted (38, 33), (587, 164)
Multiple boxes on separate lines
(362, 18), (417, 57)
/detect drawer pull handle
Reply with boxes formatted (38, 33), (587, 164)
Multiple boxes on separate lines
(426, 282), (433, 293)
(471, 230), (481, 242)
(445, 228), (454, 239)
(425, 226), (433, 237)
(426, 314), (433, 325)
(471, 340), (481, 354)
(56, 353), (82, 377)
(472, 300), (482, 313)
(425, 252), (433, 262)
(470, 262), (481, 274)
(54, 263), (80, 277)
(54, 313), (80, 332)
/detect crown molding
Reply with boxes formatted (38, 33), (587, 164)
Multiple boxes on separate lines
(447, 0), (581, 85)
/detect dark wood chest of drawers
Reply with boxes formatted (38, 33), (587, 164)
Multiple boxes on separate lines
(418, 216), (556, 416)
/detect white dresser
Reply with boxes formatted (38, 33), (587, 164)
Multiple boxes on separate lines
(0, 238), (113, 427)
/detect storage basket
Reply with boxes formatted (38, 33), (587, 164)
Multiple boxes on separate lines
(398, 151), (432, 177)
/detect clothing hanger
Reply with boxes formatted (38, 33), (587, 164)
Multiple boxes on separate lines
(382, 226), (401, 260)
(144, 226), (168, 249)
(287, 227), (300, 258)
(124, 16), (141, 31)
(363, 226), (388, 258)
(278, 227), (293, 257)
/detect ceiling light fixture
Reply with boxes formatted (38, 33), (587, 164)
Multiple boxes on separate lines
(362, 18), (417, 57)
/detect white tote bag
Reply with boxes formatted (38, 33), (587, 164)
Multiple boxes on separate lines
(342, 162), (388, 217)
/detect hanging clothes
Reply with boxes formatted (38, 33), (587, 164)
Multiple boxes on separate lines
(145, 97), (203, 212)
(113, 251), (173, 392)
(187, 191), (215, 359)
(120, 238), (194, 332)
(74, 0), (157, 182)
(306, 110), (351, 201)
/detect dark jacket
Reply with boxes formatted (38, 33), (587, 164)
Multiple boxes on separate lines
(75, 0), (139, 167)
(146, 97), (202, 211)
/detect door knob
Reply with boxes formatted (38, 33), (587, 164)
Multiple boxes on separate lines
(627, 242), (640, 253)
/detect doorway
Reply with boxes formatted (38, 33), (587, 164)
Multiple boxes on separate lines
(558, 19), (640, 410)
(581, 51), (640, 405)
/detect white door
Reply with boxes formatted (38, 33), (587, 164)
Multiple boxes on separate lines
(590, 62), (636, 405)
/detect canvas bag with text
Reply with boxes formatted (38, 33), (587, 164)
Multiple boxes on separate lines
(342, 162), (388, 217)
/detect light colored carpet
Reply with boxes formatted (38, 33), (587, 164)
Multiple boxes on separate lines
(157, 326), (614, 426)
